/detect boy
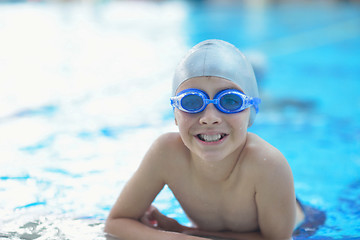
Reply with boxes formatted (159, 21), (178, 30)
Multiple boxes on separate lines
(105, 40), (304, 240)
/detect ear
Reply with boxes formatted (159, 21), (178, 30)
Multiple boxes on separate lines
(174, 117), (178, 126)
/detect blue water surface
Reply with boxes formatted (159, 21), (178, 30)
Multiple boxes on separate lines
(0, 1), (359, 239)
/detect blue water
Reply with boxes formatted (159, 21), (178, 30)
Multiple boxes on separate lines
(0, 1), (359, 239)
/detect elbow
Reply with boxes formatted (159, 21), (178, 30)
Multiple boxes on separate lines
(104, 216), (115, 235)
(104, 215), (141, 236)
(104, 215), (124, 235)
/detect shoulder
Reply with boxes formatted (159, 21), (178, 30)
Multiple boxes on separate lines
(144, 132), (188, 166)
(245, 132), (287, 164)
(155, 132), (182, 144)
(243, 133), (286, 163)
(242, 133), (292, 183)
(150, 132), (185, 153)
(141, 132), (189, 182)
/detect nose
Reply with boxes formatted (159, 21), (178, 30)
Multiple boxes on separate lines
(199, 104), (222, 125)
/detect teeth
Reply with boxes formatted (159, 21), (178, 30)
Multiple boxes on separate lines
(198, 134), (224, 142)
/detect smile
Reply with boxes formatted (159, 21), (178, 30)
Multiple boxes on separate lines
(197, 133), (228, 143)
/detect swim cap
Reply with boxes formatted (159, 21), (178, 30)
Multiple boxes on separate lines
(172, 39), (260, 127)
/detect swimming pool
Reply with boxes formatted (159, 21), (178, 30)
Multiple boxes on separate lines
(0, 1), (359, 239)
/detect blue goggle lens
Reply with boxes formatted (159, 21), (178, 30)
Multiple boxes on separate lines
(219, 93), (243, 111)
(181, 94), (204, 111)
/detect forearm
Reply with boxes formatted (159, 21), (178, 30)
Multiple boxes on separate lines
(185, 228), (292, 240)
(104, 218), (208, 240)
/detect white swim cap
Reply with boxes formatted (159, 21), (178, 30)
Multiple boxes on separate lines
(172, 39), (260, 127)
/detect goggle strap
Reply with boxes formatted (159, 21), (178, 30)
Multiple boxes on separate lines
(250, 97), (261, 113)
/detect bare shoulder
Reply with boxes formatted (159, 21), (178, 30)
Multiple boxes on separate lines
(145, 132), (188, 168)
(244, 133), (286, 163)
(155, 132), (182, 145)
(151, 132), (185, 155)
(242, 133), (292, 181)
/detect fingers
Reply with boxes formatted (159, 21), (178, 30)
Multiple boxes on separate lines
(149, 207), (163, 219)
(140, 205), (159, 228)
(140, 205), (183, 232)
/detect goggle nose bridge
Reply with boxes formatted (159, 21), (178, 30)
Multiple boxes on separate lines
(203, 98), (220, 106)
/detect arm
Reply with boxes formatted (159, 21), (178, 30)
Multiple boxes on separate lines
(180, 228), (291, 240)
(139, 209), (286, 240)
(139, 206), (251, 240)
(105, 218), (208, 240)
(253, 149), (296, 240)
(104, 134), (208, 240)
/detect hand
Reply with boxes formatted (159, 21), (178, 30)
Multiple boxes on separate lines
(140, 205), (184, 233)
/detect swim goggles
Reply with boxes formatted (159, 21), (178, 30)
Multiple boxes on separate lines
(170, 88), (261, 114)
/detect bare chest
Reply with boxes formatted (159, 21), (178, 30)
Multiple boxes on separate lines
(168, 179), (259, 232)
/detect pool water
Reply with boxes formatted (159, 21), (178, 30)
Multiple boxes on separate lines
(0, 1), (359, 239)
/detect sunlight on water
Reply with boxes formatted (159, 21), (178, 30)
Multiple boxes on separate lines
(0, 1), (186, 118)
(0, 1), (185, 238)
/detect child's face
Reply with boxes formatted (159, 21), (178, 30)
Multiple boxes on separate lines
(174, 76), (250, 161)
